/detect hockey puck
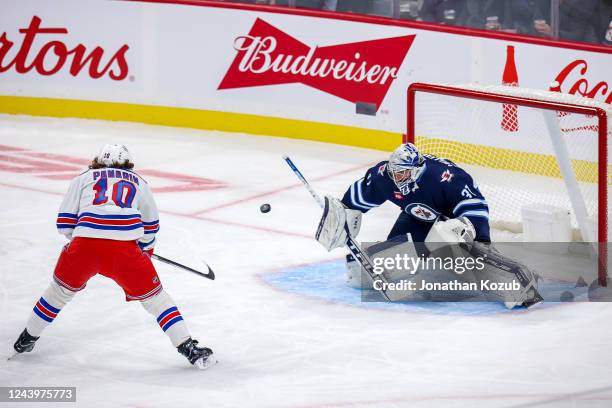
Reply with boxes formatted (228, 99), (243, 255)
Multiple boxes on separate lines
(260, 203), (271, 213)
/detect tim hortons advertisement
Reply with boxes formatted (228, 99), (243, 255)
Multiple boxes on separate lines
(0, 0), (141, 102)
(0, 16), (129, 81)
(0, 0), (610, 134)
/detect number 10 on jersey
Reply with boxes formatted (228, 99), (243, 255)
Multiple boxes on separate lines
(93, 179), (136, 208)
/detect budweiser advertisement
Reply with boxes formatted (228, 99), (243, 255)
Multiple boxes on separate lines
(218, 18), (415, 110)
(0, 0), (610, 135)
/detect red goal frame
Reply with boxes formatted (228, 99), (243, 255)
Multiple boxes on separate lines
(405, 82), (609, 286)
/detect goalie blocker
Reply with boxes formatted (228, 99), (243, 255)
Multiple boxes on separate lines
(316, 196), (362, 251)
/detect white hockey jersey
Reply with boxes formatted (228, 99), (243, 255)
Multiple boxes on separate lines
(56, 168), (159, 250)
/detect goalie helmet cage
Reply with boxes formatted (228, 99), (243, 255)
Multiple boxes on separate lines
(405, 82), (610, 286)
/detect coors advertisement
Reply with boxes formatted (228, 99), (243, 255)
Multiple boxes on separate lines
(218, 18), (415, 111)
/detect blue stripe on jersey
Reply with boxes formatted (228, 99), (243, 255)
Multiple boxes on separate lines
(144, 228), (159, 235)
(78, 212), (141, 220)
(142, 220), (159, 225)
(161, 316), (184, 332)
(349, 182), (375, 211)
(57, 212), (78, 219)
(452, 199), (488, 216)
(460, 210), (490, 219)
(57, 224), (76, 229)
(75, 222), (143, 231)
(455, 205), (489, 217)
(138, 237), (155, 249)
(157, 306), (178, 323)
(356, 180), (380, 208)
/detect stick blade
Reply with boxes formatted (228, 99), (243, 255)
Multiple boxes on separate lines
(206, 266), (215, 280)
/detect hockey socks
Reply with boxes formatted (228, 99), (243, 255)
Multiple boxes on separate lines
(140, 289), (191, 347)
(26, 281), (76, 337)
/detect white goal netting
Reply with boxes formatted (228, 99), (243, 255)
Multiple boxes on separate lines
(407, 83), (612, 244)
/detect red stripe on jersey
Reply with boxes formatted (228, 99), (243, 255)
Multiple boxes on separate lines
(78, 216), (142, 226)
(56, 217), (77, 224)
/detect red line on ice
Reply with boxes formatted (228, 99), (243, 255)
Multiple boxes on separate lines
(190, 163), (371, 216)
(0, 182), (312, 239)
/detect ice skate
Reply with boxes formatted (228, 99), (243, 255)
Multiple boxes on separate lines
(13, 329), (39, 354)
(177, 338), (216, 370)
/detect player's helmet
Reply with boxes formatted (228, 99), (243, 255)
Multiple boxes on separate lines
(96, 144), (133, 167)
(388, 143), (425, 194)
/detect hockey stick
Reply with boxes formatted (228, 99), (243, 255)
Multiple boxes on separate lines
(151, 254), (215, 280)
(283, 156), (392, 301)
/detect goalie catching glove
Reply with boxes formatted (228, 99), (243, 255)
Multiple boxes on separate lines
(316, 196), (362, 251)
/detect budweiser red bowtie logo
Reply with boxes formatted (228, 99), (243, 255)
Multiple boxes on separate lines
(218, 19), (415, 110)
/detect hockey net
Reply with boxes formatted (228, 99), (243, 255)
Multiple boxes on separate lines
(406, 83), (611, 284)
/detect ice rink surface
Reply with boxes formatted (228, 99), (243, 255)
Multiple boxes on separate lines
(1, 114), (612, 408)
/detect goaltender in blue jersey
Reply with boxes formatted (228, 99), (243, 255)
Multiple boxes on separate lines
(341, 143), (490, 243)
(314, 144), (542, 309)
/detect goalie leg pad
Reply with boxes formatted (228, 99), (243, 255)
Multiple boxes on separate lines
(468, 242), (542, 308)
(345, 235), (420, 291)
(316, 196), (362, 252)
(346, 254), (364, 289)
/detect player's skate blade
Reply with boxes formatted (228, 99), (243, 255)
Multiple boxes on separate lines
(13, 329), (39, 354)
(177, 338), (216, 370)
(193, 353), (217, 370)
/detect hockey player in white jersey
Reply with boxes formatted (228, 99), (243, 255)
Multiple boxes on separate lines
(12, 144), (216, 369)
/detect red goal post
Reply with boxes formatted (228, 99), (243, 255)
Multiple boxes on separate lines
(405, 82), (610, 285)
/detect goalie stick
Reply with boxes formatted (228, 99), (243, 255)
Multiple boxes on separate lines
(151, 254), (215, 280)
(283, 156), (392, 301)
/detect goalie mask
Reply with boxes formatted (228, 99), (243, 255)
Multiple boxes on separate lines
(388, 143), (425, 194)
(96, 144), (133, 167)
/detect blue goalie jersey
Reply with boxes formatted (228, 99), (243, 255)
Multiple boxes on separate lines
(341, 155), (491, 242)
